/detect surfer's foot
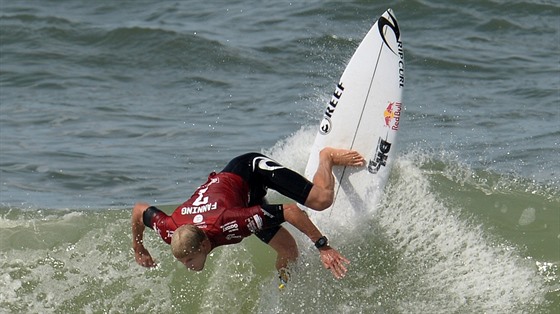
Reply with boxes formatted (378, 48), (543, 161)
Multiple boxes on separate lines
(320, 147), (365, 167)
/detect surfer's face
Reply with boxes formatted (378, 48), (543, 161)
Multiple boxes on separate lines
(178, 251), (207, 271)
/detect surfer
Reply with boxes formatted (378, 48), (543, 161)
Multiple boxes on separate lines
(131, 147), (364, 282)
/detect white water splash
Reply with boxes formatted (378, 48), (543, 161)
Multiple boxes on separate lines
(376, 154), (545, 312)
(519, 207), (537, 226)
(255, 128), (547, 313)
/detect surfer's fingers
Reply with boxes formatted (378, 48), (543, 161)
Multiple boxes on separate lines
(351, 160), (365, 166)
(326, 148), (365, 166)
(342, 150), (363, 159)
(323, 255), (349, 279)
(339, 255), (350, 265)
(136, 253), (157, 268)
(140, 259), (155, 268)
(346, 151), (365, 166)
(143, 259), (157, 268)
(330, 260), (348, 279)
(320, 248), (350, 278)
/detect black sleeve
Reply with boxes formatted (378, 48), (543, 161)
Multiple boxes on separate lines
(260, 204), (286, 227)
(255, 204), (285, 243)
(142, 206), (164, 229)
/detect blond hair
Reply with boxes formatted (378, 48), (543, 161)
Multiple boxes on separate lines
(171, 225), (207, 259)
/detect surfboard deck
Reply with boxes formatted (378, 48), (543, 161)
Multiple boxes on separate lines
(302, 9), (404, 228)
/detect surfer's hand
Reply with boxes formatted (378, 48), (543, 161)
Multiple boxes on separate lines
(134, 245), (157, 268)
(319, 246), (350, 279)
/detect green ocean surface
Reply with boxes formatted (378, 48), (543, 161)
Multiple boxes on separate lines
(1, 0), (558, 312)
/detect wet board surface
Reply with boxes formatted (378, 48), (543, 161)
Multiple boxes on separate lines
(302, 9), (405, 227)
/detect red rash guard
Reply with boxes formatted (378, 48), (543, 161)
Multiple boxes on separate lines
(145, 172), (283, 249)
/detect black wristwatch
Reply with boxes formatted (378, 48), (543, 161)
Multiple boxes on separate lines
(314, 236), (328, 249)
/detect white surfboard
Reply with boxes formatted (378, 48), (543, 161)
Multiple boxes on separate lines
(303, 9), (404, 228)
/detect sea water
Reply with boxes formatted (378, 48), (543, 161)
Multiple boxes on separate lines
(1, 0), (558, 313)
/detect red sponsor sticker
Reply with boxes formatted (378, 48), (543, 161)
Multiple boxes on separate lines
(383, 102), (402, 131)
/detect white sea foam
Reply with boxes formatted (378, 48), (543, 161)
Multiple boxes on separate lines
(518, 207), (537, 226)
(375, 153), (545, 312)
(255, 129), (546, 313)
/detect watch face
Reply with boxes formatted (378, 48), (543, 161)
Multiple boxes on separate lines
(316, 236), (328, 248)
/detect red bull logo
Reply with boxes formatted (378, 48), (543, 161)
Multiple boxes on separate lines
(383, 101), (402, 131)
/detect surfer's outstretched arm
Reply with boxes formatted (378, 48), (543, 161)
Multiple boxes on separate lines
(304, 147), (364, 210)
(280, 203), (350, 279)
(131, 202), (157, 268)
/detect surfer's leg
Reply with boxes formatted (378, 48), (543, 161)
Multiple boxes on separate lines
(223, 152), (313, 205)
(221, 152), (269, 204)
(304, 147), (364, 210)
(221, 150), (362, 210)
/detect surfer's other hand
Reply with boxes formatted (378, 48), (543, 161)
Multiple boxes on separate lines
(134, 246), (157, 268)
(319, 246), (350, 279)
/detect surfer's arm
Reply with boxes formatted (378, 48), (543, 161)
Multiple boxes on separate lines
(282, 204), (350, 279)
(131, 203), (157, 268)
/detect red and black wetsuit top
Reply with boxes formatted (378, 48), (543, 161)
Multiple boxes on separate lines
(143, 172), (284, 249)
(143, 152), (313, 248)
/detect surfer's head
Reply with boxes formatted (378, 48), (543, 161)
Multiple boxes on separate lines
(171, 224), (210, 271)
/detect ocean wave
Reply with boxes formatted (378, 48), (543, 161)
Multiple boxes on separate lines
(1, 135), (558, 312)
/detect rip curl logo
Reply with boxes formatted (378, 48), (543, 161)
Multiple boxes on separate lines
(253, 156), (284, 172)
(378, 10), (400, 55)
